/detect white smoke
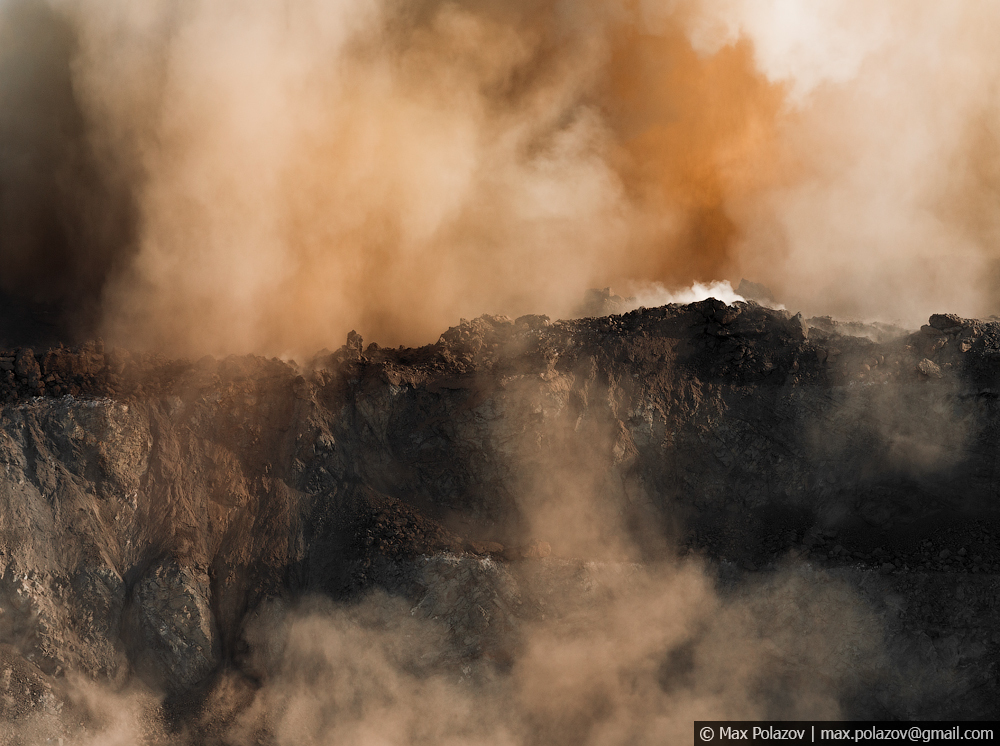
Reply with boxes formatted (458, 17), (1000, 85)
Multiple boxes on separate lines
(629, 280), (746, 308)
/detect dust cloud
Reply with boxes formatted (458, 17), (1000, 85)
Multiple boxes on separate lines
(183, 368), (889, 746)
(684, 1), (1000, 324)
(2, 1), (998, 353)
(215, 567), (878, 746)
(0, 329), (913, 745)
(17, 569), (879, 744)
(0, 2), (990, 740)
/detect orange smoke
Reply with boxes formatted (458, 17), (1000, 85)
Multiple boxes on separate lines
(59, 0), (800, 356)
(600, 22), (792, 286)
(3, 1), (1000, 353)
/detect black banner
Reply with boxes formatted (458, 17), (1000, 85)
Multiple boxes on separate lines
(694, 722), (999, 746)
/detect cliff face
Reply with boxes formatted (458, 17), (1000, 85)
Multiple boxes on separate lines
(0, 300), (997, 739)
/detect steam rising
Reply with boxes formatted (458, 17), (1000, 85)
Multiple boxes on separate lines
(630, 279), (746, 308)
(2, 0), (998, 352)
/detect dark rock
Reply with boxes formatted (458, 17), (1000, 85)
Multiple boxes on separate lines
(917, 358), (943, 378)
(928, 314), (963, 331)
(0, 300), (995, 728)
(124, 559), (219, 692)
(790, 312), (808, 341)
(346, 330), (364, 355)
(14, 349), (41, 392)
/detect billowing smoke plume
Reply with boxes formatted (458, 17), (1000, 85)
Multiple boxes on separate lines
(2, 0), (999, 352)
(683, 1), (1000, 324)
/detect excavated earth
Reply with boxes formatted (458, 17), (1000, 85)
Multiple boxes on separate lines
(0, 300), (998, 739)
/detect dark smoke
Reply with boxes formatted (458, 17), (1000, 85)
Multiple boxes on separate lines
(0, 0), (136, 344)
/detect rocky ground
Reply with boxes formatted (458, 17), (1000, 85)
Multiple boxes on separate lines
(0, 299), (996, 741)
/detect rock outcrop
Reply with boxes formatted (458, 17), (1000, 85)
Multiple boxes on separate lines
(0, 299), (996, 737)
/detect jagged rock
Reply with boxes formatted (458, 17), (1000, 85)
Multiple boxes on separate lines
(124, 559), (219, 692)
(917, 358), (943, 378)
(928, 313), (963, 331)
(346, 330), (363, 356)
(13, 349), (41, 393)
(0, 302), (995, 727)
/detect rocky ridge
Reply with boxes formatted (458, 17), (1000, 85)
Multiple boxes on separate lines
(0, 299), (996, 738)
